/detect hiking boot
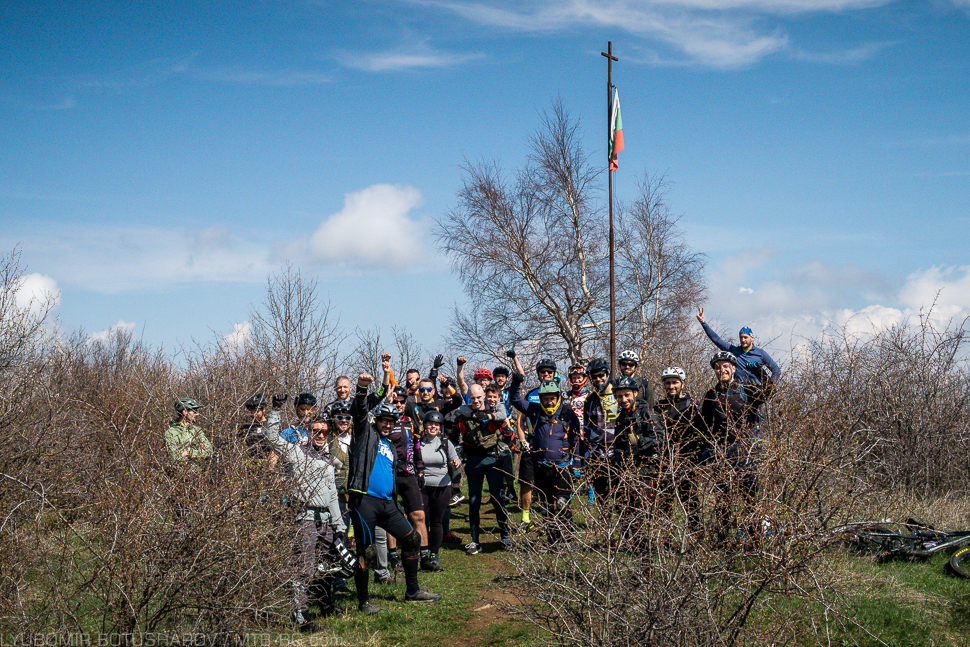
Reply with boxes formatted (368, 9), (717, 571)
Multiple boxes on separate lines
(359, 601), (383, 615)
(449, 493), (466, 507)
(405, 589), (442, 602)
(293, 611), (316, 633)
(465, 541), (481, 555)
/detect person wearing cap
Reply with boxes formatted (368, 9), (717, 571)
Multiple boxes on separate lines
(507, 368), (580, 539)
(696, 307), (781, 385)
(702, 351), (775, 539)
(165, 398), (212, 468)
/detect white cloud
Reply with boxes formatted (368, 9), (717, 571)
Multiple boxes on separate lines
(416, 0), (894, 68)
(337, 42), (485, 72)
(221, 321), (252, 352)
(289, 184), (435, 270)
(703, 255), (970, 362)
(88, 319), (137, 344)
(12, 273), (60, 316)
(0, 224), (274, 293)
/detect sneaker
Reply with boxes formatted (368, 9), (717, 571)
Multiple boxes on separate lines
(423, 554), (444, 572)
(373, 570), (391, 584)
(516, 521), (535, 535)
(449, 493), (466, 507)
(443, 531), (462, 544)
(465, 541), (482, 555)
(359, 601), (382, 615)
(405, 589), (442, 602)
(501, 535), (512, 549)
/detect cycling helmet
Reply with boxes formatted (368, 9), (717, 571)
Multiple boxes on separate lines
(245, 393), (267, 410)
(474, 368), (493, 380)
(586, 358), (610, 377)
(710, 351), (737, 368)
(568, 364), (588, 376)
(175, 398), (201, 412)
(295, 392), (317, 407)
(373, 403), (398, 420)
(537, 381), (561, 396)
(536, 358), (557, 373)
(661, 367), (686, 382)
(492, 366), (509, 378)
(618, 350), (640, 364)
(611, 376), (640, 392)
(329, 401), (352, 417)
(392, 386), (408, 399)
(423, 410), (445, 425)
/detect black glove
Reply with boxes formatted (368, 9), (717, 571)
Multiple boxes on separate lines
(456, 356), (467, 367)
(505, 349), (516, 359)
(272, 394), (288, 409)
(472, 410), (490, 422)
(511, 372), (525, 384)
(433, 354), (445, 369)
(417, 473), (426, 488)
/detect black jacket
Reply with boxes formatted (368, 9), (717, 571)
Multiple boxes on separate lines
(347, 385), (398, 499)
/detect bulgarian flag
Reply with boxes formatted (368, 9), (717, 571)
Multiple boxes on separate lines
(609, 89), (624, 172)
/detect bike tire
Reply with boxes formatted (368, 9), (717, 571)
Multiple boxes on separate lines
(949, 546), (970, 578)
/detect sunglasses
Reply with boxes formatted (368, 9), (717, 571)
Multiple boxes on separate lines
(418, 387), (434, 392)
(591, 372), (608, 379)
(619, 361), (637, 368)
(333, 414), (352, 421)
(394, 400), (407, 405)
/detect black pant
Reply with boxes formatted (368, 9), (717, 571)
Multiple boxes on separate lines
(421, 484), (452, 554)
(349, 493), (420, 601)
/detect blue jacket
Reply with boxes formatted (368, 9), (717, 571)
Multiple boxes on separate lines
(508, 378), (579, 467)
(702, 322), (782, 384)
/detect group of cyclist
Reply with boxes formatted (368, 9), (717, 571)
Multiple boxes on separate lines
(163, 308), (781, 632)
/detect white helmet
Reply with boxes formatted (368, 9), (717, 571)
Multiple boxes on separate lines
(618, 350), (640, 364)
(661, 366), (686, 382)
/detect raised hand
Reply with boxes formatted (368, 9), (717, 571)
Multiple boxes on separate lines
(358, 373), (374, 387)
(696, 306), (705, 324)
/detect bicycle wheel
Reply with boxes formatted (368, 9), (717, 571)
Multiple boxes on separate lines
(949, 546), (970, 578)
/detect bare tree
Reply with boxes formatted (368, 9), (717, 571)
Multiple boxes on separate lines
(434, 101), (706, 367)
(346, 325), (426, 383)
(247, 263), (345, 396)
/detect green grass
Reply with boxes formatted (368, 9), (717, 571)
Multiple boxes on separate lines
(298, 500), (540, 647)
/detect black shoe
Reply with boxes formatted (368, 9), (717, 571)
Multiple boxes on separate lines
(293, 612), (316, 633)
(405, 589), (442, 602)
(421, 555), (444, 572)
(359, 601), (383, 615)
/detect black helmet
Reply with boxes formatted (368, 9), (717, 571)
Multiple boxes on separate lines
(423, 410), (444, 425)
(373, 402), (398, 420)
(329, 401), (351, 417)
(295, 392), (317, 407)
(245, 393), (268, 410)
(587, 358), (610, 377)
(536, 358), (557, 373)
(710, 351), (737, 368)
(492, 366), (509, 378)
(393, 386), (408, 399)
(611, 376), (639, 392)
(174, 398), (201, 412)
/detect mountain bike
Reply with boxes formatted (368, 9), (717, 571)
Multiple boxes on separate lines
(835, 518), (970, 578)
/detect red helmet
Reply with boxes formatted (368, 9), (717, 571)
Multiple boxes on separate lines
(474, 368), (493, 380)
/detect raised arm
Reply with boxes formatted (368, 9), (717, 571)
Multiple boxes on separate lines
(455, 356), (468, 397)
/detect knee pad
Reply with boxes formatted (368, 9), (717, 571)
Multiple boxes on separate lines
(400, 530), (421, 558)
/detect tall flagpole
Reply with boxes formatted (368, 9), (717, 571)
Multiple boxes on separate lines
(601, 42), (618, 374)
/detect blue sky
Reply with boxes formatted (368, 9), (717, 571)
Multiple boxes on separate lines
(2, 0), (969, 364)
